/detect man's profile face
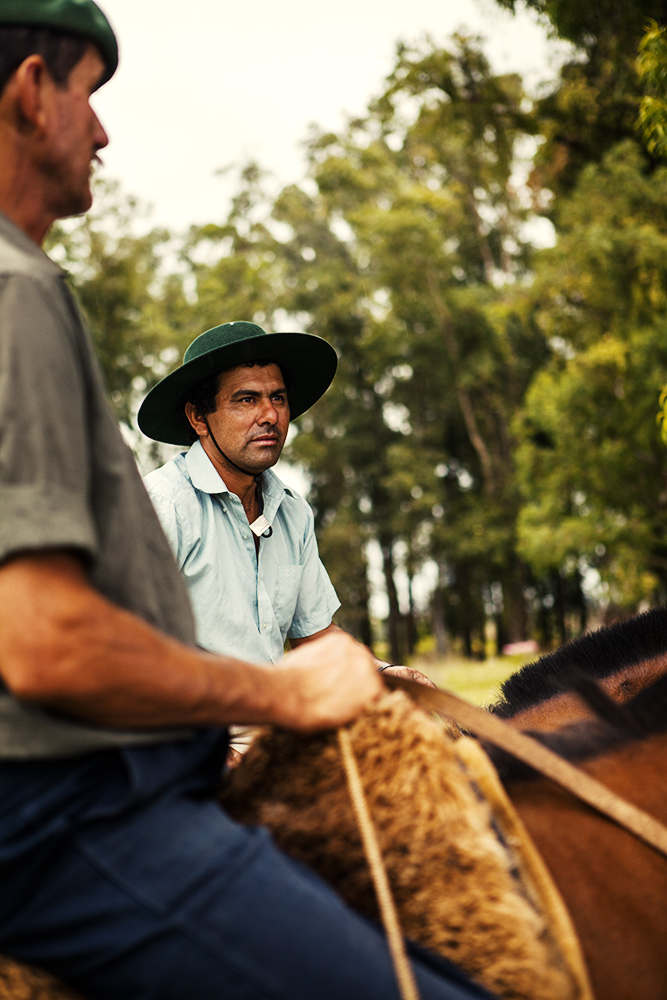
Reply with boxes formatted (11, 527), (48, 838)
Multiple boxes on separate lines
(39, 44), (109, 219)
(204, 362), (290, 475)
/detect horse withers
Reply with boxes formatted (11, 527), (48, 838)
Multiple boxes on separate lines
(490, 605), (667, 730)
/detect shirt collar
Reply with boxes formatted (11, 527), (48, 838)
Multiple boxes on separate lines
(185, 440), (230, 495)
(185, 440), (295, 502)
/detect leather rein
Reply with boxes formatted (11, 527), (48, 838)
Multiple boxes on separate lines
(385, 676), (667, 860)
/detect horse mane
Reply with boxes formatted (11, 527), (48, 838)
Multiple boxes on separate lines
(489, 605), (667, 719)
(491, 672), (667, 782)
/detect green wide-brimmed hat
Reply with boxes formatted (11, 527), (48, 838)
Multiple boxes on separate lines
(0, 0), (118, 86)
(138, 321), (338, 446)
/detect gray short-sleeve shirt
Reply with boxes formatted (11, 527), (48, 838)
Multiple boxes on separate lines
(0, 212), (198, 758)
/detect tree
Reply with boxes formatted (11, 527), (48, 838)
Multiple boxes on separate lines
(515, 141), (667, 615)
(179, 163), (283, 335)
(45, 179), (184, 435)
(497, 0), (667, 201)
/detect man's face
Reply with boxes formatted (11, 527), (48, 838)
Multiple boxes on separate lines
(38, 44), (109, 219)
(205, 363), (290, 475)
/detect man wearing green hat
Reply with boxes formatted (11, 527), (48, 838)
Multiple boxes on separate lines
(0, 4), (495, 1000)
(139, 320), (340, 669)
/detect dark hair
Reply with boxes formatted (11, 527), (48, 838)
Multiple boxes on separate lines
(183, 359), (291, 443)
(185, 372), (223, 429)
(0, 26), (88, 97)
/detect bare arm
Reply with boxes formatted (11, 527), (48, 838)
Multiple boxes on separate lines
(0, 552), (382, 734)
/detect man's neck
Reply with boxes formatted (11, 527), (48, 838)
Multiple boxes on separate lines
(0, 201), (53, 245)
(199, 439), (264, 514)
(0, 153), (54, 245)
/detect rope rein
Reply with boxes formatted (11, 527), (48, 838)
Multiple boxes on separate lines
(337, 728), (421, 1000)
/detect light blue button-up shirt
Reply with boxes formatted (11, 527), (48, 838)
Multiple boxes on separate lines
(144, 441), (340, 664)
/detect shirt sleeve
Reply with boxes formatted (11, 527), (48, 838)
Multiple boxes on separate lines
(0, 273), (97, 565)
(286, 503), (341, 639)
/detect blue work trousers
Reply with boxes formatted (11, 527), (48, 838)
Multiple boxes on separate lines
(0, 730), (496, 1000)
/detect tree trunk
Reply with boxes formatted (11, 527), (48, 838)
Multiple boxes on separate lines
(380, 535), (403, 664)
(554, 571), (567, 646)
(405, 569), (417, 657)
(431, 582), (448, 656)
(500, 559), (528, 644)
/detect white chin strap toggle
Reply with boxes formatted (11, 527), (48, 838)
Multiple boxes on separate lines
(250, 514), (273, 538)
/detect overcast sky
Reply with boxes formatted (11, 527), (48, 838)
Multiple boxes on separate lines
(92, 0), (567, 234)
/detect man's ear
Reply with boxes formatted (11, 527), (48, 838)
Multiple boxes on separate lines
(184, 402), (207, 438)
(11, 55), (51, 133)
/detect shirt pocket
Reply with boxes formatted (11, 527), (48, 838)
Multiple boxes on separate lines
(274, 564), (304, 632)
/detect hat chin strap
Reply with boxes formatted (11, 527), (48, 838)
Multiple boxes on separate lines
(203, 418), (273, 538)
(203, 417), (258, 480)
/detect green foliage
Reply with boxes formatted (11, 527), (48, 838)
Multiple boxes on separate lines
(515, 142), (667, 609)
(513, 0), (667, 200)
(180, 164), (283, 333)
(637, 21), (667, 159)
(658, 386), (667, 447)
(498, 0), (667, 48)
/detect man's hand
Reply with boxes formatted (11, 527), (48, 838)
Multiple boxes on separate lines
(379, 665), (437, 688)
(273, 632), (383, 732)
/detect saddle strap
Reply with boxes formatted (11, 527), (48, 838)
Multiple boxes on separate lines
(385, 676), (667, 859)
(337, 728), (421, 1000)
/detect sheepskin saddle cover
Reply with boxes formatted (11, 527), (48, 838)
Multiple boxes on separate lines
(0, 957), (83, 1000)
(222, 690), (590, 1000)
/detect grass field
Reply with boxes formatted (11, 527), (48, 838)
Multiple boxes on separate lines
(407, 653), (533, 708)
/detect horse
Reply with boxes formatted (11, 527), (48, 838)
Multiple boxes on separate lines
(220, 675), (667, 1000)
(489, 604), (667, 730)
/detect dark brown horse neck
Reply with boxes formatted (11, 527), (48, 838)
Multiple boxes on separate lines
(491, 604), (667, 730)
(504, 653), (667, 731)
(507, 731), (667, 1000)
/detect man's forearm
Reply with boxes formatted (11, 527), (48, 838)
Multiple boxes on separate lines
(0, 552), (382, 733)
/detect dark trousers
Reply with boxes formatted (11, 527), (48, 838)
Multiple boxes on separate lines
(0, 731), (496, 1000)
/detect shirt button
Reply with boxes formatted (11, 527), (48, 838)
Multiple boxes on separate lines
(262, 623), (268, 629)
(242, 533), (249, 540)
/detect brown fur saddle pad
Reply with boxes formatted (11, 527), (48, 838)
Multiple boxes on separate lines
(221, 690), (594, 1000)
(0, 956), (83, 1000)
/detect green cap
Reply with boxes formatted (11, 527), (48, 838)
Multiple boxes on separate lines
(0, 0), (118, 86)
(138, 321), (338, 447)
